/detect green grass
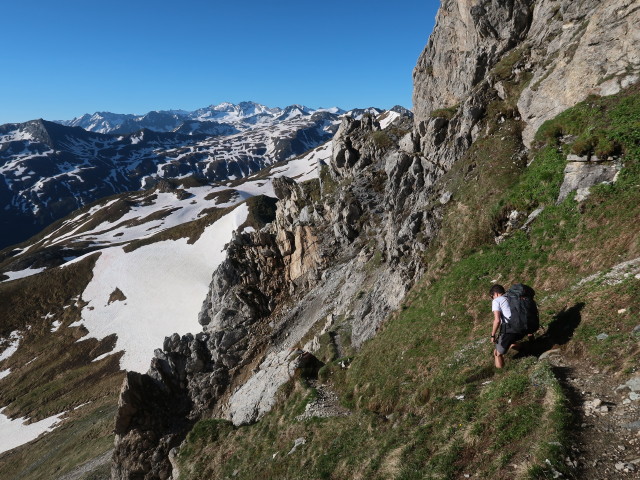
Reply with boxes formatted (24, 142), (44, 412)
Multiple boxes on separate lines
(319, 164), (339, 197)
(535, 83), (640, 158)
(496, 146), (566, 212)
(429, 104), (459, 120)
(371, 130), (394, 149)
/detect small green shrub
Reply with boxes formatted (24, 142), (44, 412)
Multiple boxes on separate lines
(571, 136), (595, 155)
(593, 136), (619, 158)
(371, 130), (393, 149)
(429, 104), (459, 120)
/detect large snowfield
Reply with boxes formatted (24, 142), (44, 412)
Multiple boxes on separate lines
(77, 204), (249, 372)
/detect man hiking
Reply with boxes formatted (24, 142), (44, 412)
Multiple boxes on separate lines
(489, 284), (523, 368)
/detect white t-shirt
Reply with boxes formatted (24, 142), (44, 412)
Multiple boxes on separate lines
(492, 295), (512, 324)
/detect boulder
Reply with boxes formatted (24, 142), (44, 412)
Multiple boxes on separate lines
(557, 159), (618, 203)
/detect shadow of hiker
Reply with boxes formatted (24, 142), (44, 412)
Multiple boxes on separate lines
(513, 302), (585, 358)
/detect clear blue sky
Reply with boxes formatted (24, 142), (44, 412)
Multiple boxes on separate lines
(0, 0), (440, 124)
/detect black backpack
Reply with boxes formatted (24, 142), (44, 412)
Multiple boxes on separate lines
(502, 283), (539, 335)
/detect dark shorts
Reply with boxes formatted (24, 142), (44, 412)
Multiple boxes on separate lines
(496, 332), (525, 355)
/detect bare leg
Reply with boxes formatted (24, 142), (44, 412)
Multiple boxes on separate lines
(494, 349), (504, 368)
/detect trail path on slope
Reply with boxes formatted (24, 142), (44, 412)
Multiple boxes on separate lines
(56, 450), (113, 480)
(546, 351), (640, 478)
(295, 381), (351, 422)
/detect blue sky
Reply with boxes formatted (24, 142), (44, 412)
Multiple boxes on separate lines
(0, 0), (439, 124)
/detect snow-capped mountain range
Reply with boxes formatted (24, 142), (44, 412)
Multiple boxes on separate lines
(57, 101), (349, 135)
(0, 102), (408, 250)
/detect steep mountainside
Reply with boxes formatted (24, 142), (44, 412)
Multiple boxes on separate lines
(0, 142), (338, 479)
(110, 0), (639, 479)
(0, 1), (638, 479)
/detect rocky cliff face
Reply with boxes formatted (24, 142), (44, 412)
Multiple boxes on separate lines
(517, 0), (640, 145)
(413, 0), (534, 123)
(414, 0), (640, 146)
(112, 1), (639, 478)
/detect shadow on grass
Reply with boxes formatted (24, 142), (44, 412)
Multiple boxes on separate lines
(514, 302), (585, 358)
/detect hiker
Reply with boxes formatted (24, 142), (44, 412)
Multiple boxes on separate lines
(489, 283), (540, 368)
(490, 284), (520, 368)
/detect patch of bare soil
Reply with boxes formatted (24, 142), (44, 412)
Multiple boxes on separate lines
(295, 381), (351, 421)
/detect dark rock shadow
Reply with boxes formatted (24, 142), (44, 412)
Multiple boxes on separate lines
(513, 302), (584, 358)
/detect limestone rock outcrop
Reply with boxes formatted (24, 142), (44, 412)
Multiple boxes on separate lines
(557, 154), (620, 203)
(413, 0), (640, 146)
(413, 0), (534, 124)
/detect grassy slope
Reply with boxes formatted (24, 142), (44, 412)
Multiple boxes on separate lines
(0, 255), (124, 480)
(175, 85), (640, 479)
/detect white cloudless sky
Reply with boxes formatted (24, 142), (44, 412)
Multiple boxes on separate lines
(0, 0), (440, 123)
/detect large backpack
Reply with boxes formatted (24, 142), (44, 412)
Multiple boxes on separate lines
(503, 283), (539, 335)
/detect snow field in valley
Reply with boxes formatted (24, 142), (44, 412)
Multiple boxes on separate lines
(73, 149), (326, 373)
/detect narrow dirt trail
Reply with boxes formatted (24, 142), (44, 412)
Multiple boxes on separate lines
(546, 351), (640, 478)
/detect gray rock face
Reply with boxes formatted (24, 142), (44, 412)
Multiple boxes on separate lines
(413, 0), (640, 147)
(413, 0), (534, 125)
(557, 155), (619, 203)
(518, 0), (640, 145)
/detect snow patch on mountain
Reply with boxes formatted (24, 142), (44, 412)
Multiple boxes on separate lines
(1, 267), (46, 283)
(0, 407), (67, 455)
(77, 204), (249, 373)
(270, 142), (331, 183)
(0, 331), (21, 362)
(378, 111), (402, 129)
